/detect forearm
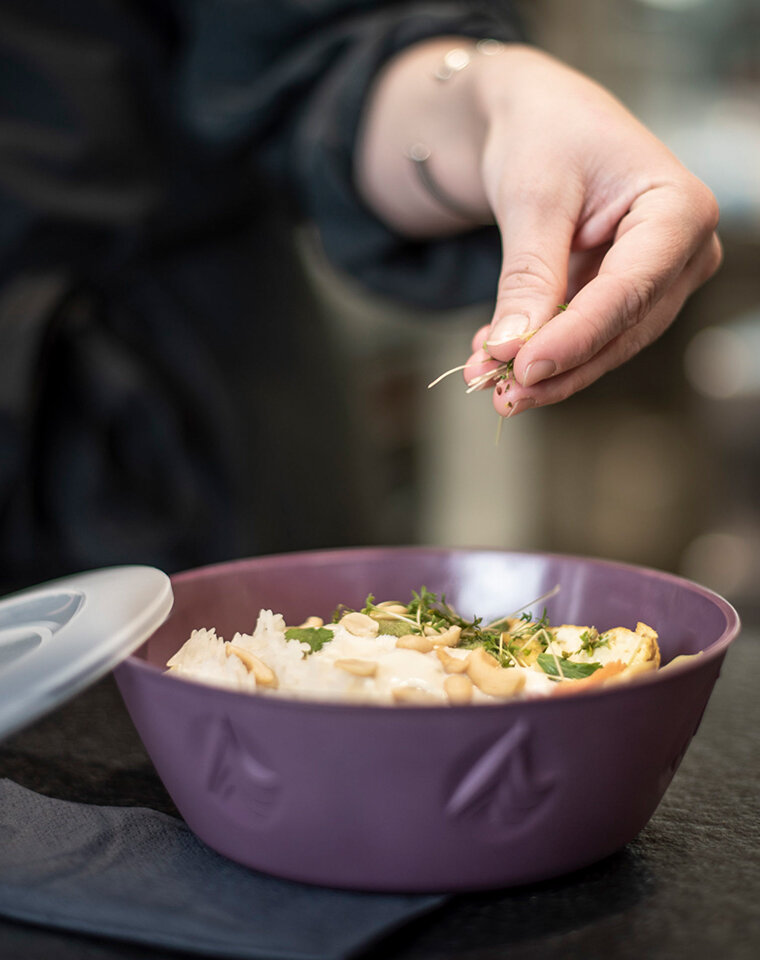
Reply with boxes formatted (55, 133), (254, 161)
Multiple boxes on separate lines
(355, 36), (498, 237)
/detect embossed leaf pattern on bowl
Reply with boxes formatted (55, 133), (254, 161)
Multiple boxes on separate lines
(447, 721), (555, 835)
(205, 716), (280, 824)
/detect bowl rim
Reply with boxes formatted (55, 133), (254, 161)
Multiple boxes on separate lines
(122, 546), (741, 714)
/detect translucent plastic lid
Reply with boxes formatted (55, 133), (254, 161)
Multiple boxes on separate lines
(0, 566), (173, 741)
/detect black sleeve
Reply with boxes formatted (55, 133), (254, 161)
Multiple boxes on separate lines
(178, 2), (524, 309)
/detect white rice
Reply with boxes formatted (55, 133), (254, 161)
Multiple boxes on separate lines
(166, 609), (557, 704)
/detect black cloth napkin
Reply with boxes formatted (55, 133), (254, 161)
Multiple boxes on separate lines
(0, 780), (445, 959)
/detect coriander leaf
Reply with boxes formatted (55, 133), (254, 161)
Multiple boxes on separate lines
(537, 653), (602, 680)
(285, 626), (334, 654)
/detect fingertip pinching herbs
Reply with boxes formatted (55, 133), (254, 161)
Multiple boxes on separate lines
(428, 305), (569, 444)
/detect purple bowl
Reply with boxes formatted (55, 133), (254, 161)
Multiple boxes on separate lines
(113, 548), (740, 892)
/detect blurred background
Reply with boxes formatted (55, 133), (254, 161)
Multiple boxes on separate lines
(0, 0), (757, 624)
(298, 0), (760, 623)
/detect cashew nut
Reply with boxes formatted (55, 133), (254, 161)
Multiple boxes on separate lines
(436, 647), (469, 673)
(334, 658), (378, 678)
(430, 625), (462, 647)
(466, 647), (525, 698)
(296, 615), (323, 629)
(339, 612), (379, 638)
(396, 634), (434, 653)
(370, 602), (408, 620)
(392, 686), (440, 705)
(226, 644), (278, 689)
(444, 674), (473, 705)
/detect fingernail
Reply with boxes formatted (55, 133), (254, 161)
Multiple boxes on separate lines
(506, 397), (536, 418)
(486, 314), (531, 346)
(523, 359), (556, 386)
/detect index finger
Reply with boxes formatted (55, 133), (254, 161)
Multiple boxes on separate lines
(513, 181), (719, 386)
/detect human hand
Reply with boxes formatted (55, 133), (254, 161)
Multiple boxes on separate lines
(461, 45), (721, 415)
(356, 41), (721, 415)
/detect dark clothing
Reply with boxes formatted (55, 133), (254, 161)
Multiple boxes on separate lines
(0, 1), (520, 586)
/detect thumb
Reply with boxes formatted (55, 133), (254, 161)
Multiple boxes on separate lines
(485, 200), (575, 372)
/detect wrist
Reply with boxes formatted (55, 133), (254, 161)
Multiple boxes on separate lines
(355, 36), (498, 237)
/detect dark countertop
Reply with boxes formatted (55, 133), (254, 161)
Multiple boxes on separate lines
(1, 635), (759, 960)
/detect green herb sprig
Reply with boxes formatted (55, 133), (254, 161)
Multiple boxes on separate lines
(367, 588), (553, 669)
(537, 653), (602, 680)
(330, 588), (609, 676)
(578, 628), (610, 657)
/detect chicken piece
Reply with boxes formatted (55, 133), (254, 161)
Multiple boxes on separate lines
(547, 622), (660, 669)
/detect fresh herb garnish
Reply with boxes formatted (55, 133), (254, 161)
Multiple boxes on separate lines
(495, 359), (515, 383)
(452, 601), (552, 668)
(330, 589), (560, 671)
(578, 628), (609, 656)
(537, 653), (602, 680)
(331, 604), (351, 623)
(361, 594), (376, 616)
(284, 626), (334, 654)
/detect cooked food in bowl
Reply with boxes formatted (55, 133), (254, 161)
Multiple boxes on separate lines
(115, 548), (740, 891)
(166, 587), (666, 704)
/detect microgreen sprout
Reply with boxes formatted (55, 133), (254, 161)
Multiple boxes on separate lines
(333, 586), (564, 670)
(579, 629), (610, 656)
(427, 364), (469, 389)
